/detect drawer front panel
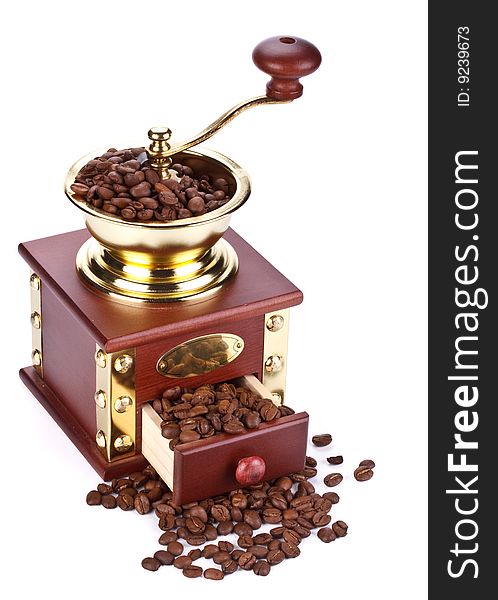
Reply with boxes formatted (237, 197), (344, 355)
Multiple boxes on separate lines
(173, 412), (308, 505)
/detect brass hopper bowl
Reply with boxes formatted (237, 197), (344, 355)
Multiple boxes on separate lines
(65, 36), (321, 302)
(66, 148), (250, 302)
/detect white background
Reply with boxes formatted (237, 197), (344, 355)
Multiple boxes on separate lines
(1, 1), (427, 598)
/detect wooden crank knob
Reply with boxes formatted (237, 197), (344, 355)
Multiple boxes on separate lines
(252, 36), (322, 100)
(235, 455), (266, 486)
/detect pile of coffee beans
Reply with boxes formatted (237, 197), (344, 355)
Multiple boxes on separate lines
(70, 147), (232, 222)
(86, 432), (375, 580)
(152, 381), (295, 450)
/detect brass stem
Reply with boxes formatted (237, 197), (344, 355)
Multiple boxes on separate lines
(163, 95), (290, 158)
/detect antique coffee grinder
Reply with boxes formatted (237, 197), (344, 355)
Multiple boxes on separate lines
(19, 36), (321, 504)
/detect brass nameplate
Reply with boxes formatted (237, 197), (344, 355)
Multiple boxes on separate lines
(157, 334), (244, 378)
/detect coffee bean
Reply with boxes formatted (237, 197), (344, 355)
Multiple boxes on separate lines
(159, 513), (175, 530)
(174, 555), (192, 569)
(253, 560), (271, 576)
(213, 551), (231, 565)
(354, 466), (374, 481)
(134, 493), (150, 515)
(204, 567), (225, 580)
(313, 511), (332, 527)
(247, 545), (268, 558)
(188, 549), (202, 561)
(270, 526), (285, 538)
(202, 544), (219, 559)
(318, 527), (337, 543)
(97, 483), (113, 495)
(268, 539), (281, 551)
(233, 522), (253, 537)
(323, 491), (340, 504)
(312, 433), (333, 447)
(327, 455), (344, 465)
(281, 542), (301, 558)
(237, 535), (253, 549)
(253, 533), (272, 545)
(86, 490), (101, 506)
(262, 508), (282, 524)
(244, 509), (262, 529)
(167, 541), (184, 556)
(218, 541), (234, 553)
(117, 493), (135, 511)
(332, 520), (348, 537)
(204, 524), (218, 541)
(211, 504), (231, 522)
(183, 565), (203, 578)
(267, 548), (285, 565)
(238, 552), (256, 570)
(324, 473), (343, 487)
(154, 550), (174, 565)
(282, 529), (301, 546)
(158, 531), (177, 545)
(217, 520), (234, 536)
(141, 557), (161, 571)
(101, 494), (117, 509)
(305, 456), (317, 467)
(70, 183), (90, 196)
(359, 459), (376, 468)
(185, 516), (205, 534)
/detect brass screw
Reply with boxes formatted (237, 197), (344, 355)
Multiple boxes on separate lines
(31, 349), (42, 367)
(114, 354), (134, 374)
(95, 349), (107, 368)
(96, 430), (106, 448)
(266, 314), (284, 332)
(148, 127), (173, 180)
(265, 354), (283, 373)
(114, 395), (133, 413)
(94, 389), (107, 409)
(30, 311), (41, 329)
(30, 273), (41, 291)
(114, 435), (133, 453)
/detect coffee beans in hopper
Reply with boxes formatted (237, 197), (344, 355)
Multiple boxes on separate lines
(86, 433), (375, 579)
(70, 147), (234, 223)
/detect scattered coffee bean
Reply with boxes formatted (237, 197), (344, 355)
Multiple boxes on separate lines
(238, 552), (257, 570)
(323, 491), (340, 504)
(305, 456), (317, 467)
(312, 433), (333, 447)
(183, 565), (203, 578)
(97, 483), (113, 495)
(327, 456), (343, 465)
(267, 548), (285, 565)
(154, 550), (174, 565)
(324, 473), (343, 487)
(173, 555), (192, 569)
(359, 459), (376, 468)
(141, 557), (161, 571)
(134, 493), (150, 514)
(159, 531), (178, 545)
(253, 560), (271, 576)
(101, 494), (117, 509)
(354, 466), (374, 481)
(86, 490), (101, 506)
(167, 541), (184, 556)
(204, 568), (225, 580)
(332, 520), (348, 537)
(318, 527), (337, 543)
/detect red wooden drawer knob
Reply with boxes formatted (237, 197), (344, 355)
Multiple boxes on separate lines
(235, 456), (266, 486)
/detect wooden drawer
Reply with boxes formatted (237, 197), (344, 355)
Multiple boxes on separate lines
(142, 375), (309, 505)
